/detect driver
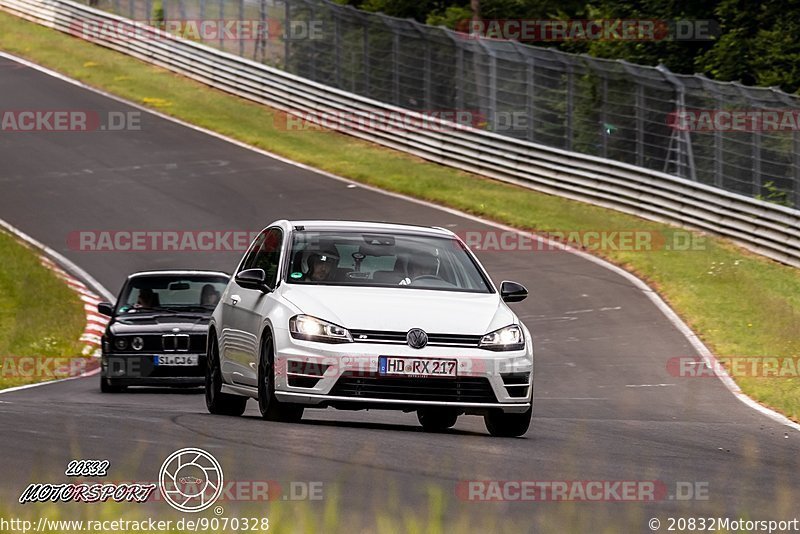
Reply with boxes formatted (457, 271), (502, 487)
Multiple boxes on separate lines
(136, 287), (157, 308)
(306, 251), (339, 281)
(399, 253), (439, 285)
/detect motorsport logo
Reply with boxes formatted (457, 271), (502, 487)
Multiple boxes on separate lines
(159, 448), (224, 513)
(18, 460), (156, 503)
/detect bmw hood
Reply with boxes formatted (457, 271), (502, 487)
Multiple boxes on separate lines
(280, 285), (516, 335)
(109, 314), (210, 335)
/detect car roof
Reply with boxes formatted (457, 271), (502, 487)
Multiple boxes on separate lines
(127, 270), (230, 279)
(285, 220), (456, 237)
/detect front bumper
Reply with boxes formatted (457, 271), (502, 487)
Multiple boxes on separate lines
(272, 327), (533, 414)
(101, 353), (206, 386)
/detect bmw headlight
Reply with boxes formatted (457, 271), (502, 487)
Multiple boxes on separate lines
(289, 315), (352, 344)
(114, 337), (127, 351)
(131, 336), (144, 351)
(479, 325), (524, 351)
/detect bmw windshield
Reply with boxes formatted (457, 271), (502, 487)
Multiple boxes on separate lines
(285, 231), (493, 293)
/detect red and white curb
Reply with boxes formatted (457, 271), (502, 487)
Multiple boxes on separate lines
(0, 215), (114, 393)
(38, 256), (108, 358)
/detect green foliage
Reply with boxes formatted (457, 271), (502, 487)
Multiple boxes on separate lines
(338, 0), (800, 93)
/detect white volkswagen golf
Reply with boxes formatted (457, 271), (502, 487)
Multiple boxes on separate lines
(206, 220), (533, 437)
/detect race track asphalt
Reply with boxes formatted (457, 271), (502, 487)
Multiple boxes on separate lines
(0, 56), (797, 530)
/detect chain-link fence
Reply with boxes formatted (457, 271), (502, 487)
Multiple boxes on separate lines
(83, 0), (800, 208)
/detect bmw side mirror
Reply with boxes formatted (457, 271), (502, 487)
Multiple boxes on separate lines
(235, 268), (269, 292)
(500, 281), (528, 303)
(97, 302), (115, 316)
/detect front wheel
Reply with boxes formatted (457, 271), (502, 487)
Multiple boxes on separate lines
(484, 407), (532, 437)
(205, 332), (247, 416)
(258, 334), (304, 423)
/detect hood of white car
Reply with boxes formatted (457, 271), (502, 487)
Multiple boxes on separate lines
(280, 284), (515, 335)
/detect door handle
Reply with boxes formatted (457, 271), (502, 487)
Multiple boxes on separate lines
(230, 294), (241, 305)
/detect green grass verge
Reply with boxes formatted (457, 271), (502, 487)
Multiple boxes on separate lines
(0, 10), (798, 420)
(0, 229), (86, 389)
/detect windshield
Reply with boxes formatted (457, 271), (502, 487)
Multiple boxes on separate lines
(117, 274), (229, 313)
(285, 231), (492, 293)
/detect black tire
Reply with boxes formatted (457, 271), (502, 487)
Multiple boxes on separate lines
(258, 333), (304, 423)
(205, 332), (248, 416)
(417, 408), (459, 432)
(100, 376), (124, 393)
(484, 407), (532, 437)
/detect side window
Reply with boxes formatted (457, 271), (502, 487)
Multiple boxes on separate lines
(240, 232), (266, 273)
(246, 228), (283, 289)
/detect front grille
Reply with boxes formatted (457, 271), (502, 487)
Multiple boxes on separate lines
(349, 330), (482, 348)
(162, 334), (190, 352)
(110, 334), (206, 353)
(329, 372), (497, 403)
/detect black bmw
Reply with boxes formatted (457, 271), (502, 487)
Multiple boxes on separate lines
(97, 270), (230, 393)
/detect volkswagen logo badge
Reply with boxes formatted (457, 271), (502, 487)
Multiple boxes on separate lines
(406, 328), (428, 349)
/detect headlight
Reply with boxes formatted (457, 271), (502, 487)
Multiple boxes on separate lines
(289, 315), (352, 344)
(479, 325), (524, 351)
(114, 337), (127, 351)
(131, 336), (144, 351)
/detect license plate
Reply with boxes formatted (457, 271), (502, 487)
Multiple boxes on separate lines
(378, 356), (457, 378)
(155, 355), (199, 366)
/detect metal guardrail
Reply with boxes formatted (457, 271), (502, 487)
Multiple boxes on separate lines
(2, 0), (799, 268)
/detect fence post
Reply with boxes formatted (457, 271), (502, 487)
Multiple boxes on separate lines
(635, 83), (644, 166)
(795, 130), (800, 209)
(392, 29), (400, 106)
(657, 65), (695, 181)
(753, 129), (762, 197)
(600, 74), (608, 158)
(284, 0), (290, 70)
(565, 63), (573, 151)
(363, 22), (369, 96)
(239, 0), (244, 58)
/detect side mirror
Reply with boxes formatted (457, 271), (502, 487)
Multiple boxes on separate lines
(500, 281), (528, 303)
(235, 268), (269, 292)
(97, 302), (115, 316)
